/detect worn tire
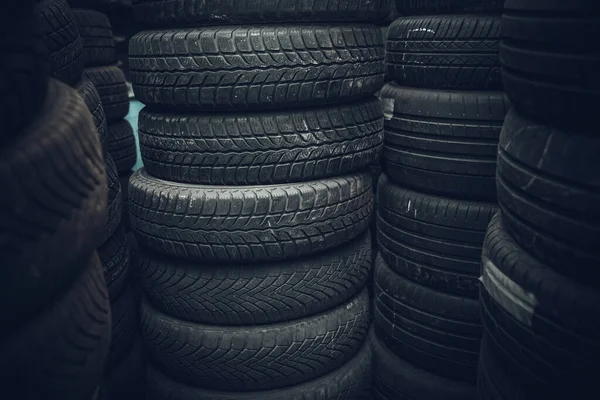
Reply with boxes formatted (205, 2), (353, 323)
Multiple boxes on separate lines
(387, 15), (502, 90)
(497, 109), (600, 285)
(377, 175), (496, 298)
(139, 98), (383, 185)
(106, 338), (145, 400)
(72, 9), (115, 66)
(84, 65), (129, 121)
(0, 79), (107, 339)
(103, 153), (123, 244)
(120, 171), (133, 231)
(129, 169), (373, 262)
(107, 286), (137, 371)
(394, 0), (503, 14)
(129, 26), (385, 110)
(98, 225), (130, 300)
(477, 335), (527, 400)
(107, 120), (137, 174)
(380, 83), (509, 201)
(480, 212), (600, 398)
(142, 289), (369, 391)
(0, 254), (111, 400)
(76, 77), (108, 143)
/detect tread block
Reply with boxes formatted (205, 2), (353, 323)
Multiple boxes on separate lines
(84, 65), (129, 122)
(107, 120), (137, 174)
(72, 9), (115, 66)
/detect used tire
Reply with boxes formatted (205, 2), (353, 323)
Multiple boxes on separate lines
(84, 65), (129, 121)
(98, 225), (130, 300)
(107, 286), (137, 371)
(480, 212), (600, 398)
(377, 174), (496, 299)
(380, 82), (509, 201)
(106, 338), (145, 400)
(477, 334), (527, 400)
(497, 109), (600, 285)
(0, 79), (107, 339)
(142, 289), (370, 391)
(72, 9), (115, 66)
(103, 153), (123, 244)
(120, 171), (133, 230)
(36, 0), (85, 85)
(394, 0), (503, 14)
(107, 120), (137, 174)
(387, 15), (502, 90)
(0, 254), (111, 400)
(129, 169), (373, 262)
(129, 26), (385, 110)
(76, 77), (108, 143)
(138, 98), (383, 185)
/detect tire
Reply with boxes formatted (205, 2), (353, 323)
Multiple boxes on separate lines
(374, 255), (481, 382)
(98, 225), (130, 300)
(142, 289), (369, 391)
(120, 171), (133, 231)
(36, 0), (85, 85)
(501, 2), (599, 130)
(129, 26), (385, 110)
(107, 285), (137, 371)
(0, 254), (111, 400)
(76, 77), (108, 143)
(372, 330), (476, 400)
(387, 15), (502, 90)
(106, 338), (145, 400)
(83, 65), (129, 122)
(132, 0), (391, 26)
(394, 0), (503, 14)
(477, 335), (528, 400)
(0, 79), (107, 340)
(376, 174), (496, 299)
(380, 83), (509, 200)
(146, 335), (372, 400)
(139, 232), (371, 325)
(497, 109), (600, 285)
(107, 120), (137, 174)
(129, 169), (373, 262)
(103, 153), (123, 244)
(138, 98), (384, 185)
(72, 9), (115, 66)
(480, 212), (600, 398)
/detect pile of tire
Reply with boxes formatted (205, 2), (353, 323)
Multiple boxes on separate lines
(374, 1), (510, 398)
(0, 1), (111, 399)
(127, 0), (391, 397)
(478, 1), (600, 399)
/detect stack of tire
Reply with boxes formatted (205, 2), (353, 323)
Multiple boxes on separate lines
(0, 1), (111, 399)
(373, 1), (510, 398)
(128, 0), (390, 398)
(478, 1), (600, 399)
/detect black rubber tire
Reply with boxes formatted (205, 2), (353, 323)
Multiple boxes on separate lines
(72, 9), (116, 66)
(146, 335), (372, 400)
(376, 174), (496, 299)
(387, 15), (502, 90)
(138, 98), (384, 185)
(120, 171), (133, 231)
(107, 285), (137, 371)
(394, 0), (503, 14)
(107, 120), (137, 174)
(98, 225), (130, 300)
(142, 289), (369, 391)
(374, 255), (481, 383)
(129, 169), (373, 262)
(132, 0), (391, 26)
(0, 254), (111, 400)
(480, 212), (600, 398)
(380, 82), (509, 201)
(139, 232), (371, 325)
(103, 153), (123, 245)
(36, 0), (85, 85)
(497, 109), (600, 286)
(68, 0), (131, 9)
(83, 65), (129, 122)
(76, 77), (108, 144)
(0, 79), (107, 340)
(129, 26), (385, 110)
(500, 2), (599, 131)
(105, 337), (145, 400)
(372, 329), (476, 400)
(477, 335), (528, 400)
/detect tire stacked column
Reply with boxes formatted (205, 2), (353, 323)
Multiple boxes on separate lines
(128, 0), (390, 398)
(478, 1), (600, 399)
(373, 1), (509, 398)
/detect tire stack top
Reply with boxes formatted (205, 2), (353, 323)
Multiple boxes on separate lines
(478, 1), (600, 399)
(0, 1), (111, 399)
(128, 1), (390, 398)
(373, 1), (509, 399)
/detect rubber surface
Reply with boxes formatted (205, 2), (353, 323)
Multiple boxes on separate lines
(0, 254), (111, 400)
(377, 174), (496, 298)
(132, 0), (391, 25)
(145, 336), (372, 400)
(103, 153), (123, 245)
(72, 9), (115, 66)
(138, 98), (384, 185)
(106, 338), (145, 400)
(139, 232), (371, 325)
(107, 120), (137, 174)
(497, 109), (600, 285)
(477, 335), (527, 400)
(83, 65), (129, 122)
(98, 224), (130, 299)
(387, 15), (502, 90)
(120, 171), (133, 231)
(129, 26), (385, 110)
(76, 77), (108, 143)
(36, 0), (85, 85)
(0, 79), (107, 340)
(129, 169), (373, 262)
(107, 285), (137, 371)
(380, 83), (509, 200)
(372, 330), (476, 400)
(395, 0), (503, 14)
